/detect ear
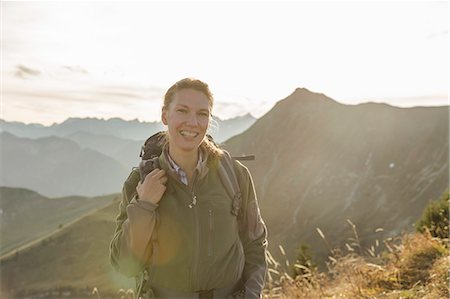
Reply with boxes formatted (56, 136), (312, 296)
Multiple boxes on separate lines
(161, 106), (168, 125)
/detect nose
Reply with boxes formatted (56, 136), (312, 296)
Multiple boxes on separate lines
(185, 112), (199, 126)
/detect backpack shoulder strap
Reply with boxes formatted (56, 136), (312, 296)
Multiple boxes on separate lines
(138, 131), (165, 183)
(218, 151), (242, 217)
(139, 157), (160, 183)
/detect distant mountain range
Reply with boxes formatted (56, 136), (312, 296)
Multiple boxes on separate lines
(0, 114), (256, 142)
(0, 114), (256, 196)
(223, 88), (449, 263)
(1, 117), (164, 141)
(0, 132), (129, 197)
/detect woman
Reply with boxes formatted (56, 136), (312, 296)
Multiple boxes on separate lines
(110, 78), (268, 299)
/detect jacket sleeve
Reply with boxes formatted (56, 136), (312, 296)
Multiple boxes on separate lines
(109, 169), (159, 278)
(235, 161), (268, 299)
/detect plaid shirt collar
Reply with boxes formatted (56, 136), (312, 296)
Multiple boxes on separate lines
(165, 147), (205, 186)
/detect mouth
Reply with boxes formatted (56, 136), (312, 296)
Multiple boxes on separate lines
(180, 130), (199, 138)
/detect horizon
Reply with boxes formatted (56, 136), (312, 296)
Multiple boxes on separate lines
(0, 111), (257, 126)
(1, 1), (448, 125)
(1, 88), (449, 126)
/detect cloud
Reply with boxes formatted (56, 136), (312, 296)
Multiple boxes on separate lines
(2, 77), (167, 125)
(213, 93), (275, 119)
(427, 29), (449, 39)
(94, 91), (141, 99)
(5, 85), (163, 105)
(14, 65), (41, 79)
(61, 65), (88, 74)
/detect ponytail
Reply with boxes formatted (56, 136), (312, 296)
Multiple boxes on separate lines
(200, 136), (224, 160)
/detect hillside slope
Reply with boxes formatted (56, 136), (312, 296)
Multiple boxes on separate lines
(0, 199), (133, 299)
(0, 187), (114, 256)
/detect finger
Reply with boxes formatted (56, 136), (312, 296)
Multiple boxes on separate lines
(148, 168), (161, 176)
(143, 170), (162, 183)
(152, 169), (166, 180)
(157, 184), (167, 195)
(159, 176), (168, 184)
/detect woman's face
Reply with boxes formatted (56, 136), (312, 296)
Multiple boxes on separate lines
(162, 88), (211, 154)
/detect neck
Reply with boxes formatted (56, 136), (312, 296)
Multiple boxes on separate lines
(168, 146), (199, 174)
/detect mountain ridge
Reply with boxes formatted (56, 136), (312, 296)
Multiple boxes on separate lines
(0, 114), (256, 143)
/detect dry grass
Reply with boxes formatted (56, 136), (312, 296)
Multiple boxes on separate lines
(86, 231), (448, 299)
(263, 230), (449, 299)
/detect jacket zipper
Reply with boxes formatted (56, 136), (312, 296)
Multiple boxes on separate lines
(188, 170), (198, 208)
(208, 207), (213, 257)
(189, 173), (200, 291)
(188, 193), (197, 208)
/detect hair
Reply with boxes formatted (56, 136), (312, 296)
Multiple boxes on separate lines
(164, 78), (214, 110)
(163, 78), (223, 160)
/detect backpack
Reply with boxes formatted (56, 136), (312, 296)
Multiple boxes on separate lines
(134, 131), (254, 298)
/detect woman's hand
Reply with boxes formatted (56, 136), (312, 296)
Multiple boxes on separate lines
(136, 168), (167, 204)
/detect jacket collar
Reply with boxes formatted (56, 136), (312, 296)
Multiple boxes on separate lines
(159, 144), (210, 182)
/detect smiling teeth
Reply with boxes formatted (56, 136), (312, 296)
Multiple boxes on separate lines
(180, 131), (198, 137)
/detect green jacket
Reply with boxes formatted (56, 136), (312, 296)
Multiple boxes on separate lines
(109, 152), (268, 298)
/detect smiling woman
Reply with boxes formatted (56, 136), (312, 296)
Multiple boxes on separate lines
(109, 78), (268, 299)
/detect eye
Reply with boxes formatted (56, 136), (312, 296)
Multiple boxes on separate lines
(198, 111), (210, 117)
(177, 108), (188, 113)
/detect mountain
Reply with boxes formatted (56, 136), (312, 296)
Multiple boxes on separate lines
(0, 114), (256, 143)
(0, 187), (113, 257)
(223, 88), (449, 263)
(0, 132), (129, 197)
(0, 199), (133, 299)
(64, 131), (143, 169)
(54, 117), (164, 141)
(0, 118), (164, 141)
(0, 120), (49, 139)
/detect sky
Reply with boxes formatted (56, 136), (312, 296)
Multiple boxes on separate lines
(1, 0), (448, 125)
